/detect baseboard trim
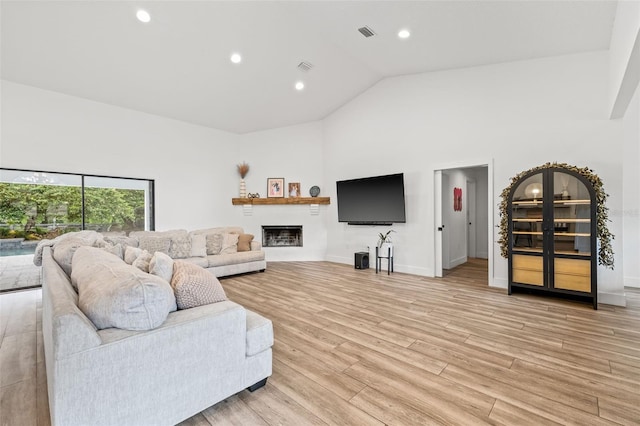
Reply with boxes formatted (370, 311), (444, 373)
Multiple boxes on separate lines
(624, 276), (640, 288)
(490, 277), (508, 289)
(448, 256), (467, 269)
(325, 256), (433, 277)
(598, 291), (626, 307)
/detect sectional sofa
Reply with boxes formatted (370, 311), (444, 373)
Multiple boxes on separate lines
(34, 226), (266, 277)
(39, 228), (273, 425)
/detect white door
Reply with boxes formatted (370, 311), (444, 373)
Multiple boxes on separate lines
(435, 170), (443, 277)
(467, 180), (477, 258)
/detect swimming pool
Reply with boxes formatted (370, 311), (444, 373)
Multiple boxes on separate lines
(0, 247), (37, 257)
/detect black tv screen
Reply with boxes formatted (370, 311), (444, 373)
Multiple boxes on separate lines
(336, 173), (406, 225)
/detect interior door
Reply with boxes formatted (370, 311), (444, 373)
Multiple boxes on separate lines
(435, 170), (443, 277)
(467, 179), (477, 258)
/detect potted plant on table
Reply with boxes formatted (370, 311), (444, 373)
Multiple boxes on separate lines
(377, 230), (395, 256)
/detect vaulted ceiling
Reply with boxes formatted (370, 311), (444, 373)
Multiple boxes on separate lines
(1, 1), (618, 134)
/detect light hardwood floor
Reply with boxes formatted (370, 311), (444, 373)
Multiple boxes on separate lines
(1, 259), (639, 425)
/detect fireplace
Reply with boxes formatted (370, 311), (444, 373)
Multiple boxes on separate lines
(262, 225), (303, 247)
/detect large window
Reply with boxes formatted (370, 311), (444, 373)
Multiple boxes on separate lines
(0, 168), (154, 258)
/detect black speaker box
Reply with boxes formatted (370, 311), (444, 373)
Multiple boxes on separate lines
(355, 252), (369, 269)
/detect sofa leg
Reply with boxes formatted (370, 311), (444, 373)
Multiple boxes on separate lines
(260, 269), (265, 273)
(247, 378), (267, 392)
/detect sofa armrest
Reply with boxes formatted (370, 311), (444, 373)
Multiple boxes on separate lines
(52, 301), (250, 426)
(250, 240), (262, 251)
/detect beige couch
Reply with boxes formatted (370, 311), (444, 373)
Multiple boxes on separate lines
(128, 226), (266, 277)
(35, 226), (266, 278)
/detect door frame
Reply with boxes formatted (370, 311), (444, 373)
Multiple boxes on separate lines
(433, 158), (494, 285)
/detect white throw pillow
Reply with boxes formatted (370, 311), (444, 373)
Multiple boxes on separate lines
(149, 252), (174, 282)
(190, 234), (207, 257)
(220, 233), (239, 255)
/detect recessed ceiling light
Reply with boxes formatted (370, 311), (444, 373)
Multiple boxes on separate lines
(136, 9), (151, 23)
(398, 29), (411, 39)
(295, 81), (305, 91)
(230, 53), (242, 64)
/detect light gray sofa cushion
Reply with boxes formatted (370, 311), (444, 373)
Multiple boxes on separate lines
(73, 246), (177, 331)
(207, 250), (265, 267)
(52, 230), (100, 277)
(149, 251), (174, 282)
(183, 256), (209, 268)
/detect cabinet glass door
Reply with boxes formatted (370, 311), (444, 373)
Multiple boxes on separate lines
(510, 172), (544, 286)
(551, 171), (592, 292)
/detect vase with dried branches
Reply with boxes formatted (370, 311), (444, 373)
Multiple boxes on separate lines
(237, 162), (249, 198)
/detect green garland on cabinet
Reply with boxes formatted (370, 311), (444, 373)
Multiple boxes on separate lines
(498, 162), (614, 269)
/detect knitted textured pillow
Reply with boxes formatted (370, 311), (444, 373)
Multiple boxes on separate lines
(170, 261), (227, 309)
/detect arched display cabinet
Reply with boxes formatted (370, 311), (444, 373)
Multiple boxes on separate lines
(508, 167), (597, 309)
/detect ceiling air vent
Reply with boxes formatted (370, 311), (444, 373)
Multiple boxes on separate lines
(297, 61), (314, 72)
(358, 26), (376, 38)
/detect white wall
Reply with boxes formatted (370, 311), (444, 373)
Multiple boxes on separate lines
(233, 122), (327, 260)
(609, 0), (640, 118)
(622, 88), (640, 288)
(323, 51), (626, 305)
(1, 52), (632, 305)
(0, 81), (240, 231)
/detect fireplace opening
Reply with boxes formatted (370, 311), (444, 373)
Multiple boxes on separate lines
(262, 225), (303, 247)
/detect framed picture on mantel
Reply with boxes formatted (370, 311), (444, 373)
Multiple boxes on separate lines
(288, 182), (301, 198)
(267, 178), (285, 198)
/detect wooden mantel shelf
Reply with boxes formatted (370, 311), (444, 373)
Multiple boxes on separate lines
(232, 197), (330, 205)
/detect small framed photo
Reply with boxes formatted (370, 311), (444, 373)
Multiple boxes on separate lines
(288, 182), (301, 198)
(267, 178), (285, 198)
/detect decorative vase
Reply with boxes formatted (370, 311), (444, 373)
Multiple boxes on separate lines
(239, 179), (247, 198)
(379, 242), (393, 257)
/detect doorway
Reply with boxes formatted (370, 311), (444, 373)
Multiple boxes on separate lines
(434, 161), (493, 285)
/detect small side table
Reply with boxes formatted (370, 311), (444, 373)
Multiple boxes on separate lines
(375, 246), (393, 275)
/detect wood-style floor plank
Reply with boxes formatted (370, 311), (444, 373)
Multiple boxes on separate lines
(2, 259), (640, 426)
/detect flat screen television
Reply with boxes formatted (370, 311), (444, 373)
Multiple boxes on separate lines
(336, 173), (406, 225)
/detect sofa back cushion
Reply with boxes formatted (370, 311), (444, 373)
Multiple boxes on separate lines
(72, 246), (177, 331)
(42, 247), (102, 358)
(130, 230), (193, 259)
(52, 230), (101, 277)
